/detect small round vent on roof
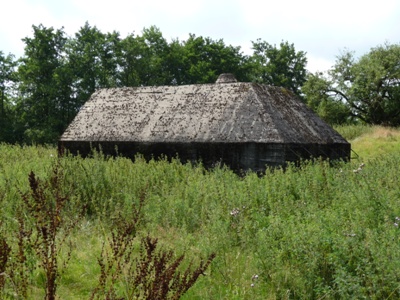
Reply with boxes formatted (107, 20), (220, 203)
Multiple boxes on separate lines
(216, 73), (237, 83)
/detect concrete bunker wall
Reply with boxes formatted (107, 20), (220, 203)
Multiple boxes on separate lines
(58, 140), (350, 172)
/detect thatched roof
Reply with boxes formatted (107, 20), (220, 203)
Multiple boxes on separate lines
(60, 74), (348, 146)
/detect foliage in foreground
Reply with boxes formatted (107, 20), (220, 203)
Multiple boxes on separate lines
(0, 157), (215, 299)
(1, 126), (400, 299)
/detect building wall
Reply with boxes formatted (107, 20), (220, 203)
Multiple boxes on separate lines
(58, 141), (350, 173)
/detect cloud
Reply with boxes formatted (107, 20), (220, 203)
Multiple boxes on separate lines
(1, 0), (51, 55)
(1, 0), (399, 73)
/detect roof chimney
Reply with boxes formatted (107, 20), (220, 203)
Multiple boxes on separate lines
(216, 73), (237, 84)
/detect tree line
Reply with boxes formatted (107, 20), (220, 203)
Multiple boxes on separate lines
(0, 22), (399, 144)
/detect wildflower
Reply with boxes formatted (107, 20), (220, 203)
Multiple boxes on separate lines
(251, 283), (255, 287)
(344, 233), (356, 237)
(394, 223), (399, 227)
(353, 163), (365, 173)
(230, 208), (240, 217)
(252, 274), (259, 280)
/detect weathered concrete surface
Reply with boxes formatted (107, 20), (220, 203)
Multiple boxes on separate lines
(59, 74), (351, 172)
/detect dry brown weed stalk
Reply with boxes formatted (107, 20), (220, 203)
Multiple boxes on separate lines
(129, 235), (216, 300)
(18, 162), (81, 300)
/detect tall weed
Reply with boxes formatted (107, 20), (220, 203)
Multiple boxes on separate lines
(17, 162), (82, 300)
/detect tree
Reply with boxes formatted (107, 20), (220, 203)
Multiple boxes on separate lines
(118, 26), (173, 87)
(118, 33), (144, 87)
(0, 51), (19, 142)
(306, 44), (400, 126)
(118, 28), (250, 86)
(302, 72), (351, 125)
(17, 24), (72, 143)
(164, 38), (187, 85)
(180, 34), (250, 84)
(250, 40), (307, 96)
(67, 22), (121, 107)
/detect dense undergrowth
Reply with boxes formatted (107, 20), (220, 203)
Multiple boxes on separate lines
(1, 125), (400, 299)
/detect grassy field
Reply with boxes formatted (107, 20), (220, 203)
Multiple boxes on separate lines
(1, 125), (400, 299)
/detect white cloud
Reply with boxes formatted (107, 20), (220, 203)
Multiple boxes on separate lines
(307, 55), (335, 74)
(0, 0), (50, 55)
(1, 0), (399, 73)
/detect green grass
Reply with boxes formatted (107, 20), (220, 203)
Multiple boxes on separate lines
(348, 126), (400, 160)
(334, 124), (374, 141)
(1, 125), (400, 299)
(335, 124), (400, 160)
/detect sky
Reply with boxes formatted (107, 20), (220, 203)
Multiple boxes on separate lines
(1, 0), (399, 73)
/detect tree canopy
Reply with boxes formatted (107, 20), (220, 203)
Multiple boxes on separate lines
(303, 44), (400, 126)
(17, 25), (70, 143)
(0, 51), (18, 142)
(251, 40), (307, 96)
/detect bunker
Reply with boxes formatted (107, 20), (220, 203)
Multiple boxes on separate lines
(59, 74), (351, 172)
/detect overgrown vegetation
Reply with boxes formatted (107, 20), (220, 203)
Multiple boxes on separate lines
(17, 167), (77, 300)
(1, 125), (400, 299)
(0, 152), (215, 299)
